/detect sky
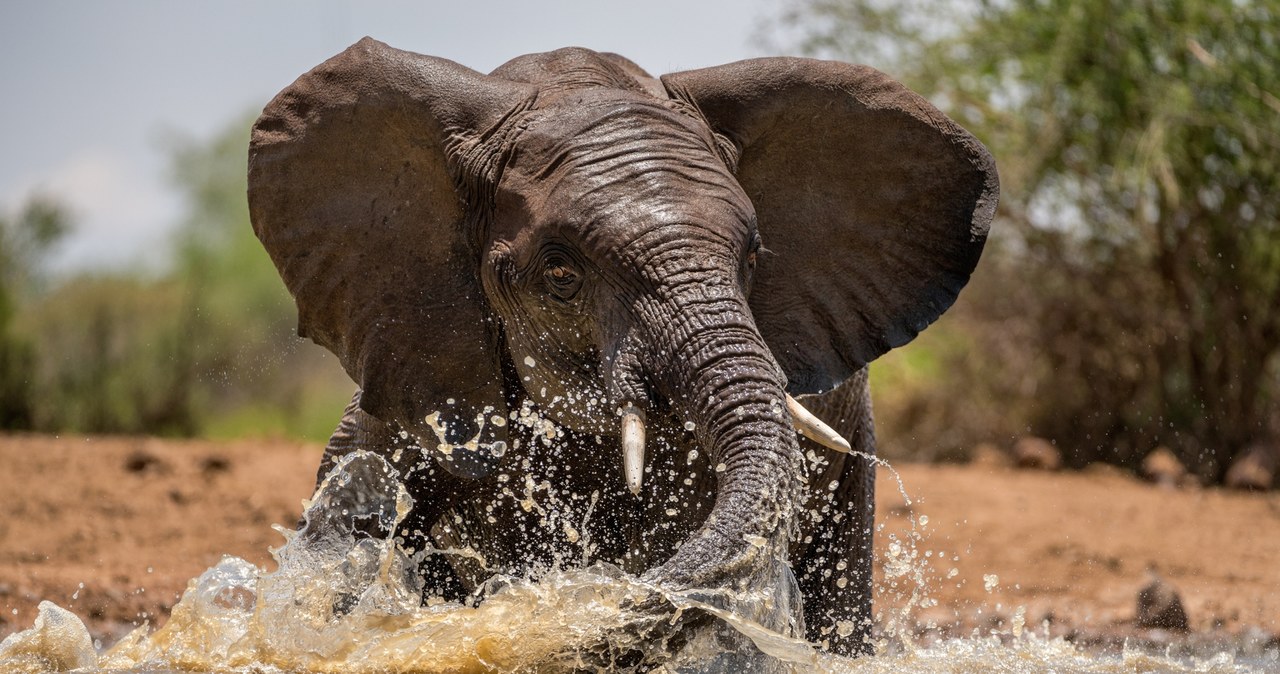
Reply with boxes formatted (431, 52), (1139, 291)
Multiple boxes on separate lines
(0, 0), (779, 272)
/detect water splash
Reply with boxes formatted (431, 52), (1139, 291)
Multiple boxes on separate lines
(3, 574), (1268, 673)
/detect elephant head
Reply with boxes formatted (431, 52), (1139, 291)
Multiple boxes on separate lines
(248, 38), (995, 610)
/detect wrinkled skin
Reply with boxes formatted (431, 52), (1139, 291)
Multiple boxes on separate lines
(248, 39), (997, 658)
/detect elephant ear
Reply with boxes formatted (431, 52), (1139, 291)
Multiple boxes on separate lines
(249, 38), (534, 476)
(663, 58), (999, 394)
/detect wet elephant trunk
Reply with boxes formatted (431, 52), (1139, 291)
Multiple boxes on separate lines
(638, 286), (806, 593)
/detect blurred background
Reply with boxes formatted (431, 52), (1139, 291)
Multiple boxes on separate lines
(1, 0), (1276, 485)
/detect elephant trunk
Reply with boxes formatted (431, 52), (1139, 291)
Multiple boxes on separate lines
(634, 276), (807, 591)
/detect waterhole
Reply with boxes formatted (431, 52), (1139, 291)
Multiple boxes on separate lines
(1, 446), (1273, 673)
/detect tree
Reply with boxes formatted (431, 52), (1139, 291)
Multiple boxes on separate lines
(776, 0), (1280, 479)
(0, 196), (71, 428)
(13, 115), (350, 438)
(162, 115), (352, 439)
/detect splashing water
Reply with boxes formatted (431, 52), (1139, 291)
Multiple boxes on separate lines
(1, 451), (1274, 672)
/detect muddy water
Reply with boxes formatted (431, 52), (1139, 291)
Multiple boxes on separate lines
(0, 451), (1272, 673)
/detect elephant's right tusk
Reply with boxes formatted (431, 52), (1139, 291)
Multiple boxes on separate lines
(786, 394), (852, 453)
(620, 405), (646, 496)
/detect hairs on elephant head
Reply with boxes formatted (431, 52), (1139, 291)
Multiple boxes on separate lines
(248, 38), (997, 659)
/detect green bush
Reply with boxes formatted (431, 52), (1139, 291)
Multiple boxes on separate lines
(779, 0), (1280, 479)
(1, 117), (353, 441)
(0, 196), (71, 429)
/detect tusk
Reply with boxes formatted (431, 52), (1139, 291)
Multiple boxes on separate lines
(786, 394), (851, 453)
(620, 405), (646, 496)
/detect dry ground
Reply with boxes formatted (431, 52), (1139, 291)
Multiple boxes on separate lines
(1, 433), (1277, 653)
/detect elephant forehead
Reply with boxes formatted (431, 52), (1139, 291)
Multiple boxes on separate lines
(505, 99), (754, 232)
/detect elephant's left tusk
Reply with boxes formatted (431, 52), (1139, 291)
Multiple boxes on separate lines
(786, 394), (851, 453)
(621, 405), (646, 496)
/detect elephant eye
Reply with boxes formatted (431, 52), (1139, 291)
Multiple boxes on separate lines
(544, 262), (581, 300)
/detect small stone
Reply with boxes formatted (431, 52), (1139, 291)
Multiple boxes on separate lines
(123, 450), (166, 474)
(1013, 436), (1061, 471)
(1136, 573), (1189, 630)
(200, 454), (231, 475)
(1141, 446), (1186, 487)
(1224, 443), (1276, 491)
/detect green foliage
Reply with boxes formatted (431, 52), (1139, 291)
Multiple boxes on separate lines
(0, 196), (72, 428)
(158, 116), (353, 440)
(0, 196), (70, 295)
(3, 116), (352, 440)
(18, 276), (196, 434)
(779, 0), (1280, 477)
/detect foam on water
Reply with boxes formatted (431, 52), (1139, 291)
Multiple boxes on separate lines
(2, 579), (1269, 673)
(1, 451), (1274, 673)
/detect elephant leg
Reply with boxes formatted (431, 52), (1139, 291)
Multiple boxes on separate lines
(792, 368), (876, 656)
(312, 389), (469, 602)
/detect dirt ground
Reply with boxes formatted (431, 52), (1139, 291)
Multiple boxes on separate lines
(1, 433), (1277, 654)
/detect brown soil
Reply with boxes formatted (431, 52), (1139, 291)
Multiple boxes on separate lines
(1, 433), (1278, 653)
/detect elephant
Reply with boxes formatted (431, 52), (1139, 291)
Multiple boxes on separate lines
(247, 37), (997, 660)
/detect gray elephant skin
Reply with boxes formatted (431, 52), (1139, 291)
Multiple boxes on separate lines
(248, 38), (997, 659)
